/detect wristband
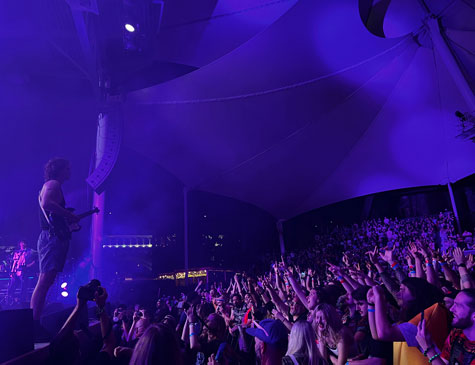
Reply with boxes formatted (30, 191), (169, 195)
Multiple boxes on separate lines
(367, 302), (375, 306)
(337, 276), (343, 280)
(189, 333), (197, 337)
(440, 262), (446, 266)
(391, 262), (398, 268)
(426, 263), (433, 268)
(423, 346), (434, 357)
(410, 270), (416, 274)
(428, 353), (440, 363)
(409, 265), (415, 270)
(367, 308), (375, 313)
(458, 263), (467, 268)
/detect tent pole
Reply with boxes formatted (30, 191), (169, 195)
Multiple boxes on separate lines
(184, 188), (189, 286)
(426, 17), (475, 111)
(277, 219), (286, 254)
(448, 182), (462, 233)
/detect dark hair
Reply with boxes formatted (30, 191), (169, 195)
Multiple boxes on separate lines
(351, 286), (371, 301)
(129, 324), (183, 365)
(206, 313), (227, 340)
(44, 158), (69, 181)
(232, 293), (242, 300)
(401, 278), (444, 321)
(461, 289), (475, 309)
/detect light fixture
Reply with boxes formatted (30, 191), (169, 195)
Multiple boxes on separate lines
(125, 23), (135, 32)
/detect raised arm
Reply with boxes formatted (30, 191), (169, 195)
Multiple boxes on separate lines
(373, 286), (404, 342)
(454, 248), (475, 289)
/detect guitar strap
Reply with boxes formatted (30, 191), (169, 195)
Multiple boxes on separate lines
(38, 193), (54, 228)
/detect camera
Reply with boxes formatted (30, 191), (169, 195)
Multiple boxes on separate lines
(78, 279), (103, 301)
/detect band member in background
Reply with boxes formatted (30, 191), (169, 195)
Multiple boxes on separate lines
(30, 158), (79, 320)
(7, 240), (36, 304)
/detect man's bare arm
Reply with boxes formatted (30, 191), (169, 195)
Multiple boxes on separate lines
(40, 181), (78, 221)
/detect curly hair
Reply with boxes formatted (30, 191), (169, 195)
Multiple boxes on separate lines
(44, 158), (69, 182)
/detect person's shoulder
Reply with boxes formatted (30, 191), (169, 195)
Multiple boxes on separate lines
(44, 180), (61, 188)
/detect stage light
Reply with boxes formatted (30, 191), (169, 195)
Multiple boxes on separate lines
(61, 282), (68, 289)
(61, 291), (69, 298)
(125, 23), (135, 32)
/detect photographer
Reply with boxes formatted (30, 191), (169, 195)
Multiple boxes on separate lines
(126, 307), (152, 345)
(112, 304), (130, 346)
(47, 279), (115, 364)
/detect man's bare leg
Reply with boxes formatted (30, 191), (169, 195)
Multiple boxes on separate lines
(30, 271), (57, 320)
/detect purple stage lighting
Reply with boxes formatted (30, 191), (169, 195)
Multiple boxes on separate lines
(61, 282), (68, 289)
(61, 291), (69, 298)
(125, 23), (135, 32)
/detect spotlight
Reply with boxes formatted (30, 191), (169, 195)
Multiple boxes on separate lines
(61, 282), (68, 289)
(61, 291), (69, 298)
(125, 23), (135, 32)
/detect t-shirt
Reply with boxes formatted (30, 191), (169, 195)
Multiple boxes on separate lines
(441, 329), (475, 365)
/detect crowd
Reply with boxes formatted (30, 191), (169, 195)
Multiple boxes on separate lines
(39, 212), (475, 364)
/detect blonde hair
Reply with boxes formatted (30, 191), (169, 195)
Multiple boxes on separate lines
(286, 320), (320, 365)
(313, 303), (342, 347)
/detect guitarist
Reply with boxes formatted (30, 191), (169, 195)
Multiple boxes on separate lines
(30, 158), (79, 320)
(7, 240), (36, 304)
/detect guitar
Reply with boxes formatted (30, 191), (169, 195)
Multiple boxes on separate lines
(10, 250), (31, 277)
(65, 207), (100, 232)
(49, 207), (100, 239)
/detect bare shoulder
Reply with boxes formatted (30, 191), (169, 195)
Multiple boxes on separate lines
(43, 180), (61, 189)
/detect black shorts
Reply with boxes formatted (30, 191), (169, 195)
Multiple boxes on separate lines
(37, 230), (70, 273)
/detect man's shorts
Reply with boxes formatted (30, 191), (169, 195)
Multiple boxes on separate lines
(37, 230), (70, 273)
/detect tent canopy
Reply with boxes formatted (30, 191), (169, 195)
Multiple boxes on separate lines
(123, 0), (475, 219)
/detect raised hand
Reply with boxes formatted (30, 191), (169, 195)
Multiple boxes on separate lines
(366, 287), (375, 304)
(453, 247), (466, 266)
(366, 246), (379, 265)
(379, 247), (395, 264)
(418, 245), (430, 259)
(409, 242), (419, 257)
(415, 319), (434, 353)
(468, 254), (475, 270)
(342, 253), (350, 267)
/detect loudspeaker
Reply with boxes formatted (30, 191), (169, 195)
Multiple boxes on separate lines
(86, 108), (123, 194)
(0, 309), (34, 362)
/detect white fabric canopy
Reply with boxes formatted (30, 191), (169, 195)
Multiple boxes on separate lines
(123, 0), (475, 219)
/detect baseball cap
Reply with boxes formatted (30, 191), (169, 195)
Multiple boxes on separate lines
(246, 319), (288, 345)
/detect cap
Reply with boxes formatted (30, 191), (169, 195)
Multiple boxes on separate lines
(246, 319), (288, 345)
